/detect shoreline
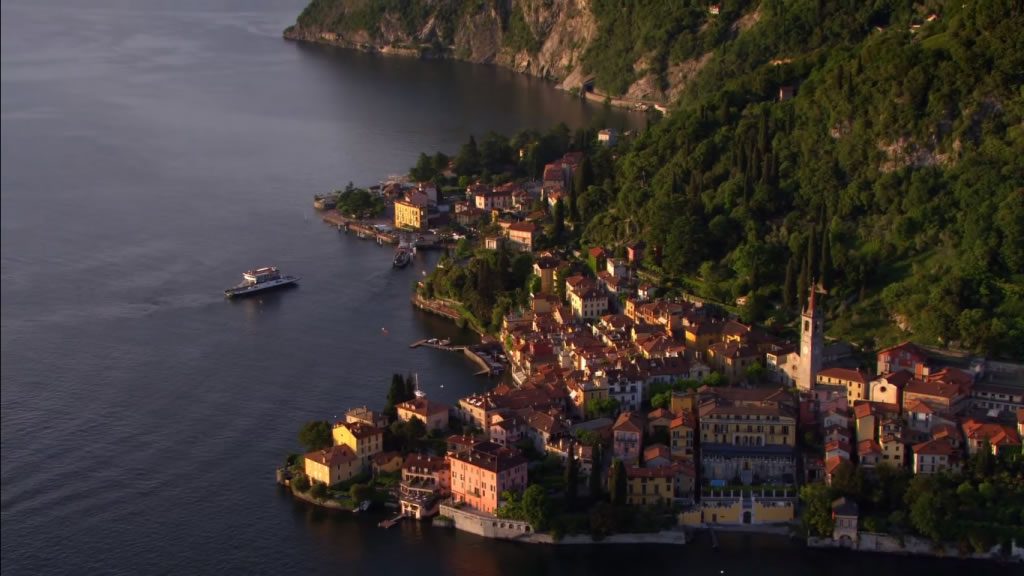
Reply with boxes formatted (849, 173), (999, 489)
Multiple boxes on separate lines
(282, 28), (665, 114)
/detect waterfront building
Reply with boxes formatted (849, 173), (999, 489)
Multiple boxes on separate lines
(345, 406), (388, 429)
(679, 487), (795, 525)
(832, 498), (859, 545)
(372, 451), (403, 476)
(698, 387), (797, 485)
(400, 453), (450, 519)
(448, 440), (527, 514)
(396, 397), (450, 431)
(332, 421), (384, 472)
(303, 445), (359, 486)
(394, 198), (428, 231)
(624, 465), (676, 507)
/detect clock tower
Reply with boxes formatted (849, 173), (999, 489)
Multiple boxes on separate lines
(797, 286), (823, 391)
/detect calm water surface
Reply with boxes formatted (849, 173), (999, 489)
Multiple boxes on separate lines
(0, 1), (1004, 574)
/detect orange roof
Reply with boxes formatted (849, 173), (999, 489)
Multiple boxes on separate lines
(817, 367), (867, 384)
(858, 439), (882, 456)
(613, 411), (645, 434)
(962, 419), (1021, 446)
(334, 421), (382, 439)
(825, 455), (847, 474)
(305, 445), (357, 467)
(912, 437), (956, 456)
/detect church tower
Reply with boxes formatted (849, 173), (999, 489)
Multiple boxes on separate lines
(797, 286), (824, 391)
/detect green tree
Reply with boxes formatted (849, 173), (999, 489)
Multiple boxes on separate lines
(553, 198), (565, 239)
(350, 483), (372, 503)
(291, 473), (311, 493)
(309, 481), (329, 502)
(586, 397), (620, 419)
(799, 482), (834, 537)
(454, 135), (480, 176)
(565, 444), (579, 508)
(298, 420), (332, 452)
(589, 444), (604, 499)
(521, 485), (550, 530)
(610, 459), (627, 506)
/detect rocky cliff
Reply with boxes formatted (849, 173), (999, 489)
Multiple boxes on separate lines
(285, 0), (613, 96)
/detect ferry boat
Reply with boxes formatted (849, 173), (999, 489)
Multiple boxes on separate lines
(224, 266), (298, 298)
(392, 247), (411, 268)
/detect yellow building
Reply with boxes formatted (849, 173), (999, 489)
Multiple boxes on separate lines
(817, 367), (869, 403)
(669, 411), (696, 457)
(394, 199), (427, 230)
(304, 445), (359, 486)
(699, 388), (797, 484)
(332, 421), (384, 472)
(679, 491), (795, 526)
(625, 466), (675, 507)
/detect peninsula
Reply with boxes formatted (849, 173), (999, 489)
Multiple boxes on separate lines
(281, 0), (1024, 562)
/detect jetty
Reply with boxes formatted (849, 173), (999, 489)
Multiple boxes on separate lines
(378, 513), (405, 529)
(409, 338), (505, 376)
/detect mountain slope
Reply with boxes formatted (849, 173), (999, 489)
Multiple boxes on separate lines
(289, 0), (1024, 357)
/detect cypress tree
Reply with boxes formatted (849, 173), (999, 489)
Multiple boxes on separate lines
(589, 444), (603, 499)
(819, 230), (832, 291)
(783, 255), (797, 310)
(565, 444), (578, 508)
(610, 459), (627, 506)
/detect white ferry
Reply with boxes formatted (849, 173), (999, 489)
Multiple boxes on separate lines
(224, 266), (299, 298)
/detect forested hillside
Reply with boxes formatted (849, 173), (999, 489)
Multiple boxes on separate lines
(291, 0), (1024, 357)
(578, 0), (1023, 357)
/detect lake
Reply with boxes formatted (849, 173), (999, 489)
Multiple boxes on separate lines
(0, 1), (1004, 574)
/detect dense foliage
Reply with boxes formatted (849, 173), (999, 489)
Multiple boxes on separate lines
(802, 451), (1024, 550)
(580, 0), (1024, 356)
(297, 0), (1024, 357)
(421, 242), (535, 332)
(334, 184), (385, 218)
(298, 420), (332, 452)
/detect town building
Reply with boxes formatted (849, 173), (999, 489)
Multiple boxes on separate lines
(832, 498), (859, 545)
(448, 440), (527, 514)
(394, 197), (428, 231)
(396, 397), (450, 431)
(400, 453), (450, 519)
(817, 367), (869, 404)
(612, 411), (645, 465)
(505, 221), (537, 252)
(332, 421), (384, 472)
(911, 437), (959, 475)
(304, 445), (359, 486)
(699, 388), (797, 485)
(962, 418), (1022, 456)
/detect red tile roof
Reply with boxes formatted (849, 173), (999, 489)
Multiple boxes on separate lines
(818, 367), (868, 384)
(305, 445), (357, 467)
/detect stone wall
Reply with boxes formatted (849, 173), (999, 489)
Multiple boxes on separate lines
(439, 503), (534, 540)
(808, 533), (1023, 562)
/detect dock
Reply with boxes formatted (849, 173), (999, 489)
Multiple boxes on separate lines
(378, 514), (405, 529)
(409, 338), (506, 376)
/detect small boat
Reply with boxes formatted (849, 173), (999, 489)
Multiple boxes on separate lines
(224, 267), (298, 298)
(393, 247), (411, 268)
(358, 500), (372, 512)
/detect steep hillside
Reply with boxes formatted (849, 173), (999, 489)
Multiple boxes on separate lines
(284, 0), (758, 103)
(290, 0), (1024, 357)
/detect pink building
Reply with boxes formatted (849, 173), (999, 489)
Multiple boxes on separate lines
(449, 440), (527, 514)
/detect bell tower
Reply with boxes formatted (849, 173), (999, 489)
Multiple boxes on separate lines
(797, 285), (824, 391)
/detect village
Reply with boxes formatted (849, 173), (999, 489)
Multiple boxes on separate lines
(289, 135), (1024, 559)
